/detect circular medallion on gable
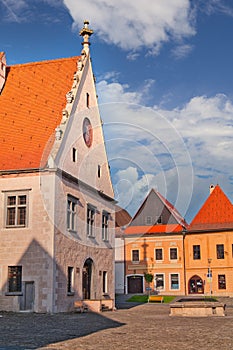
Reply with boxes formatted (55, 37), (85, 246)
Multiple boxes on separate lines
(82, 117), (93, 147)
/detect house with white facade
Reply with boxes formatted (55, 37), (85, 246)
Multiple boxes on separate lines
(0, 21), (116, 313)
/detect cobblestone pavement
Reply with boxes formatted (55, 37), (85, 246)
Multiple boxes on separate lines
(0, 297), (233, 350)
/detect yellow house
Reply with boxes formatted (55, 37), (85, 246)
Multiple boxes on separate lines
(185, 185), (233, 296)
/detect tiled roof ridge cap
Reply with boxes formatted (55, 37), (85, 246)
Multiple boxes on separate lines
(8, 55), (81, 68)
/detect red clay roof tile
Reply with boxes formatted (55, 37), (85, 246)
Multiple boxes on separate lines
(189, 185), (233, 230)
(0, 56), (79, 171)
(125, 224), (184, 235)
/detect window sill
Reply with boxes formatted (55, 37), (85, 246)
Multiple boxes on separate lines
(5, 292), (23, 296)
(67, 229), (77, 234)
(5, 225), (27, 229)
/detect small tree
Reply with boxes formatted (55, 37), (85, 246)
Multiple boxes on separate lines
(144, 273), (153, 298)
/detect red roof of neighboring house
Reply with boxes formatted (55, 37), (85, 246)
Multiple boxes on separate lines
(0, 56), (79, 171)
(115, 205), (131, 228)
(125, 224), (184, 235)
(189, 185), (233, 231)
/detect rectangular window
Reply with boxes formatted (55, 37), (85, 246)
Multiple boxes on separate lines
(87, 204), (95, 237)
(145, 216), (152, 225)
(155, 274), (164, 290)
(170, 273), (179, 290)
(155, 248), (163, 261)
(103, 271), (107, 294)
(170, 248), (178, 260)
(67, 266), (74, 294)
(8, 266), (22, 293)
(67, 195), (77, 232)
(98, 165), (101, 178)
(72, 148), (77, 162)
(216, 244), (224, 259)
(193, 245), (201, 260)
(6, 194), (27, 227)
(102, 211), (109, 241)
(132, 249), (139, 262)
(218, 274), (226, 289)
(86, 92), (90, 108)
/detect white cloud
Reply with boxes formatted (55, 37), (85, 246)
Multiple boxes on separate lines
(97, 80), (233, 220)
(199, 0), (233, 17)
(63, 0), (196, 53)
(172, 43), (194, 59)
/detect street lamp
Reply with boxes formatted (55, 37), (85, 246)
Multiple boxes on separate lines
(207, 258), (212, 296)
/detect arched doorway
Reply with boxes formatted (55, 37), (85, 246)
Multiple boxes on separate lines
(83, 258), (93, 299)
(188, 275), (204, 294)
(127, 275), (143, 294)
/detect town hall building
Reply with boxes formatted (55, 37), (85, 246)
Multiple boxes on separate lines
(0, 21), (116, 313)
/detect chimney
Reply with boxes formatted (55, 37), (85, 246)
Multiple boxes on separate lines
(209, 184), (215, 194)
(0, 52), (6, 93)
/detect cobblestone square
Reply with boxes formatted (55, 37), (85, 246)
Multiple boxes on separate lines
(0, 297), (233, 350)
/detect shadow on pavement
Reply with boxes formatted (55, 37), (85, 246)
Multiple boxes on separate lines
(0, 311), (125, 350)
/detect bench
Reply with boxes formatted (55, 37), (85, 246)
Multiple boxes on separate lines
(74, 301), (89, 313)
(148, 295), (164, 303)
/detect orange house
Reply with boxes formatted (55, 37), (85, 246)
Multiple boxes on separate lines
(185, 185), (233, 296)
(124, 189), (187, 295)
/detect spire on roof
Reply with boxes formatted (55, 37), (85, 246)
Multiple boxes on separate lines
(79, 20), (94, 55)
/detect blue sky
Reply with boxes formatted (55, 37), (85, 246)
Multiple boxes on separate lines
(1, 0), (233, 222)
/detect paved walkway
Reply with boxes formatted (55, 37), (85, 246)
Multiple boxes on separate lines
(0, 296), (233, 349)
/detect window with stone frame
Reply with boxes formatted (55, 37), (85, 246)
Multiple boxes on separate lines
(67, 266), (74, 294)
(193, 245), (201, 260)
(5, 193), (28, 227)
(8, 266), (22, 293)
(216, 244), (224, 259)
(155, 248), (163, 261)
(170, 247), (178, 260)
(132, 249), (139, 262)
(103, 271), (108, 294)
(218, 274), (226, 289)
(102, 211), (109, 241)
(170, 273), (179, 290)
(67, 195), (78, 232)
(155, 274), (164, 290)
(87, 204), (95, 237)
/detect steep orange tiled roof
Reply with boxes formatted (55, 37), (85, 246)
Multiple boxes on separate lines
(189, 185), (233, 231)
(0, 56), (79, 171)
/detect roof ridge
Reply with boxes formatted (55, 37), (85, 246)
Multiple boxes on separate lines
(8, 55), (80, 68)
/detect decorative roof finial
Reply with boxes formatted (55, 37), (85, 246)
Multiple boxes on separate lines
(79, 20), (94, 54)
